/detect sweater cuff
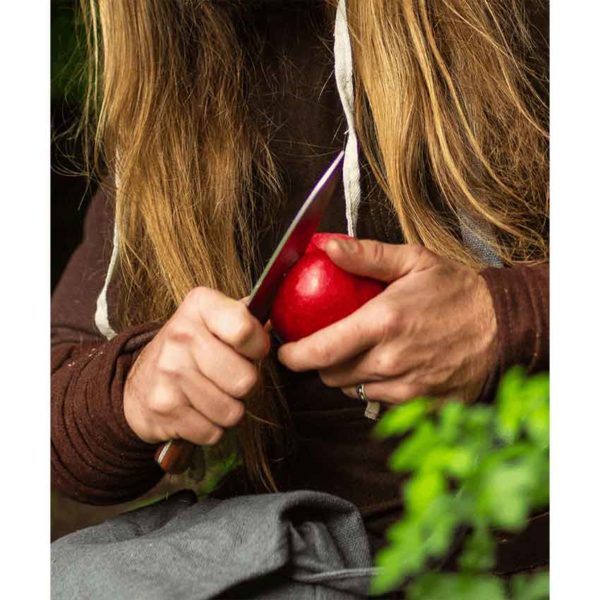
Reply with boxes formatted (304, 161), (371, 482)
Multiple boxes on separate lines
(101, 325), (162, 455)
(52, 323), (163, 504)
(479, 264), (549, 377)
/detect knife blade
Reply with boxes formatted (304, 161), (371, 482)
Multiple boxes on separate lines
(247, 150), (345, 323)
(155, 151), (345, 473)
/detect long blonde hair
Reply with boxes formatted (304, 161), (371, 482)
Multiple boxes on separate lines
(82, 0), (548, 489)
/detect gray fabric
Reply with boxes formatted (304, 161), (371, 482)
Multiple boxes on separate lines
(458, 211), (503, 268)
(51, 490), (377, 599)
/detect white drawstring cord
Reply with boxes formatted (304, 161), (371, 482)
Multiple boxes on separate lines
(94, 220), (119, 340)
(334, 0), (380, 420)
(334, 0), (361, 238)
(95, 165), (120, 341)
(333, 0), (380, 419)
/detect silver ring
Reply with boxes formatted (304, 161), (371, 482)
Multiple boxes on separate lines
(356, 383), (369, 403)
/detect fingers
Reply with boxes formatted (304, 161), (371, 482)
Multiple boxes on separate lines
(140, 368), (243, 444)
(324, 238), (433, 283)
(341, 378), (426, 405)
(186, 287), (271, 360)
(318, 352), (382, 389)
(189, 327), (259, 399)
(169, 405), (224, 446)
(277, 302), (382, 371)
(178, 368), (245, 428)
(318, 341), (417, 388)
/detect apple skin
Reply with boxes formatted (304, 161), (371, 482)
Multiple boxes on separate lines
(270, 233), (385, 342)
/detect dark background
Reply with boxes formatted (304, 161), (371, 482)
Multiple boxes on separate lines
(51, 0), (95, 291)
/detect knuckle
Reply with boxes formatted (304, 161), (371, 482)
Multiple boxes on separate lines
(370, 241), (386, 265)
(255, 331), (271, 359)
(223, 402), (245, 427)
(157, 328), (182, 360)
(314, 345), (333, 366)
(393, 376), (425, 401)
(229, 313), (255, 347)
(374, 350), (398, 377)
(407, 243), (426, 257)
(406, 243), (424, 255)
(232, 368), (259, 397)
(147, 390), (177, 415)
(165, 323), (193, 345)
(156, 344), (184, 374)
(157, 364), (180, 381)
(204, 427), (224, 446)
(408, 244), (433, 264)
(318, 370), (337, 388)
(184, 286), (221, 316)
(186, 286), (208, 307)
(404, 384), (426, 402)
(379, 304), (399, 334)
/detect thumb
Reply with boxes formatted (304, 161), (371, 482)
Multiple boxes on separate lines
(324, 238), (430, 282)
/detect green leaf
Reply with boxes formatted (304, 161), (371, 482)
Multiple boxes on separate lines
(523, 372), (550, 403)
(524, 396), (550, 448)
(496, 367), (528, 440)
(374, 398), (429, 439)
(476, 460), (536, 530)
(407, 573), (508, 600)
(510, 571), (550, 600)
(388, 421), (439, 472)
(464, 405), (494, 437)
(458, 526), (496, 572)
(438, 401), (465, 443)
(496, 369), (549, 446)
(420, 498), (460, 557)
(385, 515), (422, 544)
(523, 450), (550, 508)
(405, 470), (446, 514)
(371, 528), (426, 595)
(430, 445), (477, 480)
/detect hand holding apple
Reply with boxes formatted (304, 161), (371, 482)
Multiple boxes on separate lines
(271, 233), (385, 342)
(277, 238), (498, 405)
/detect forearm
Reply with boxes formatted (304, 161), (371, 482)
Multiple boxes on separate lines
(51, 323), (163, 505)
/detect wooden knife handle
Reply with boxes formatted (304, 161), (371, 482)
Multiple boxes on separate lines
(154, 438), (195, 474)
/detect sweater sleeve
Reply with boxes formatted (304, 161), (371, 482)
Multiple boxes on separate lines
(51, 185), (163, 505)
(480, 262), (549, 377)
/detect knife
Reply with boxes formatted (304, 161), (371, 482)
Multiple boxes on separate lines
(155, 151), (345, 473)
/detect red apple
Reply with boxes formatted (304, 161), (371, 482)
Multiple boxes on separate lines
(270, 233), (385, 342)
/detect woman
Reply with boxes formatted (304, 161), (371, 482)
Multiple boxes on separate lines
(52, 0), (548, 580)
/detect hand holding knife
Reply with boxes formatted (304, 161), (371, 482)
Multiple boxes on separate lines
(155, 151), (384, 474)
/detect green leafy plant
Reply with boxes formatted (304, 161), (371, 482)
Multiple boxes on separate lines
(371, 367), (549, 599)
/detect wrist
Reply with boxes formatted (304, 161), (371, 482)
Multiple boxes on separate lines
(123, 345), (161, 445)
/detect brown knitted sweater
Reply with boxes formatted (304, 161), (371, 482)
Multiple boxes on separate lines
(51, 1), (549, 572)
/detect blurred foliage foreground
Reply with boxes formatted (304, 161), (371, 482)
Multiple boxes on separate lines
(371, 367), (549, 598)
